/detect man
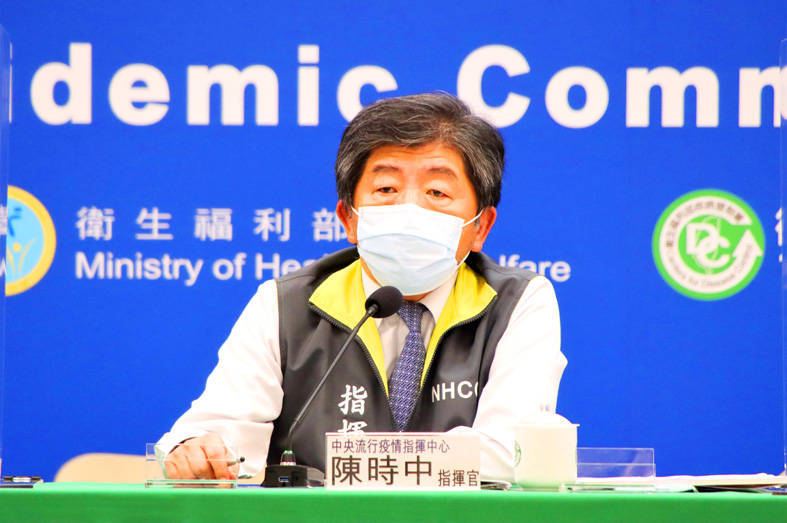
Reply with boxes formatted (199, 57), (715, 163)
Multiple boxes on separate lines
(157, 93), (566, 482)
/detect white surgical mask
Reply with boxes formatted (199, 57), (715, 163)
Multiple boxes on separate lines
(353, 203), (481, 296)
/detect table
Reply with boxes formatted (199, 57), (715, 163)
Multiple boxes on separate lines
(1, 483), (786, 523)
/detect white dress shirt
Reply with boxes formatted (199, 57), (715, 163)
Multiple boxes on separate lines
(367, 268), (455, 380)
(158, 263), (566, 482)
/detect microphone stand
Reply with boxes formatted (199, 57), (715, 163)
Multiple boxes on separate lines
(262, 304), (378, 487)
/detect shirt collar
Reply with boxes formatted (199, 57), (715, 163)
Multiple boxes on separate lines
(361, 265), (458, 323)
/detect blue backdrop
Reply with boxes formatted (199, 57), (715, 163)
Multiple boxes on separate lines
(0, 1), (785, 480)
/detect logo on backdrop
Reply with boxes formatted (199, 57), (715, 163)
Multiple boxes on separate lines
(4, 186), (57, 296)
(652, 189), (764, 301)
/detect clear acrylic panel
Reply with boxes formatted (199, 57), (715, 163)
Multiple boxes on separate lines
(0, 25), (11, 479)
(576, 447), (656, 480)
(145, 443), (238, 488)
(781, 38), (787, 475)
(560, 447), (657, 491)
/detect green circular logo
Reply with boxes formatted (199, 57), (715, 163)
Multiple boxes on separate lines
(652, 189), (765, 301)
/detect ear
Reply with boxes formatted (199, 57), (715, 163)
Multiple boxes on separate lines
(336, 200), (358, 244)
(470, 207), (497, 252)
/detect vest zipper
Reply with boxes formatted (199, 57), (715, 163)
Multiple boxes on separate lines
(308, 304), (398, 429)
(406, 295), (499, 430)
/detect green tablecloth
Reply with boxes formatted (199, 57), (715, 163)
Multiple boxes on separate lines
(1, 483), (786, 523)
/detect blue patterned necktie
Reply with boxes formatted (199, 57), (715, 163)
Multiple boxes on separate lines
(389, 300), (427, 431)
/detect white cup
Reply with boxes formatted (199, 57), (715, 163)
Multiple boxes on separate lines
(514, 414), (578, 489)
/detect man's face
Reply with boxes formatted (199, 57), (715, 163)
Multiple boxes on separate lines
(337, 141), (497, 285)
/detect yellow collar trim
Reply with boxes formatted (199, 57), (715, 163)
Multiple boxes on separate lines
(423, 263), (497, 387)
(309, 260), (388, 393)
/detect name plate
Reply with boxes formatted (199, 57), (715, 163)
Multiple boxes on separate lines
(325, 432), (480, 489)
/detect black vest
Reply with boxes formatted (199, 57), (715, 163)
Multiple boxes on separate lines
(267, 247), (536, 472)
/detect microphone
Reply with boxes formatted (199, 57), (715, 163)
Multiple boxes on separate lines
(364, 285), (404, 319)
(262, 285), (403, 487)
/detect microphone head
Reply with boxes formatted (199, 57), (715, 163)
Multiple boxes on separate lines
(365, 286), (403, 318)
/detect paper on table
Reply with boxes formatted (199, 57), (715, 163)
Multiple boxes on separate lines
(577, 473), (785, 488)
(654, 473), (785, 488)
